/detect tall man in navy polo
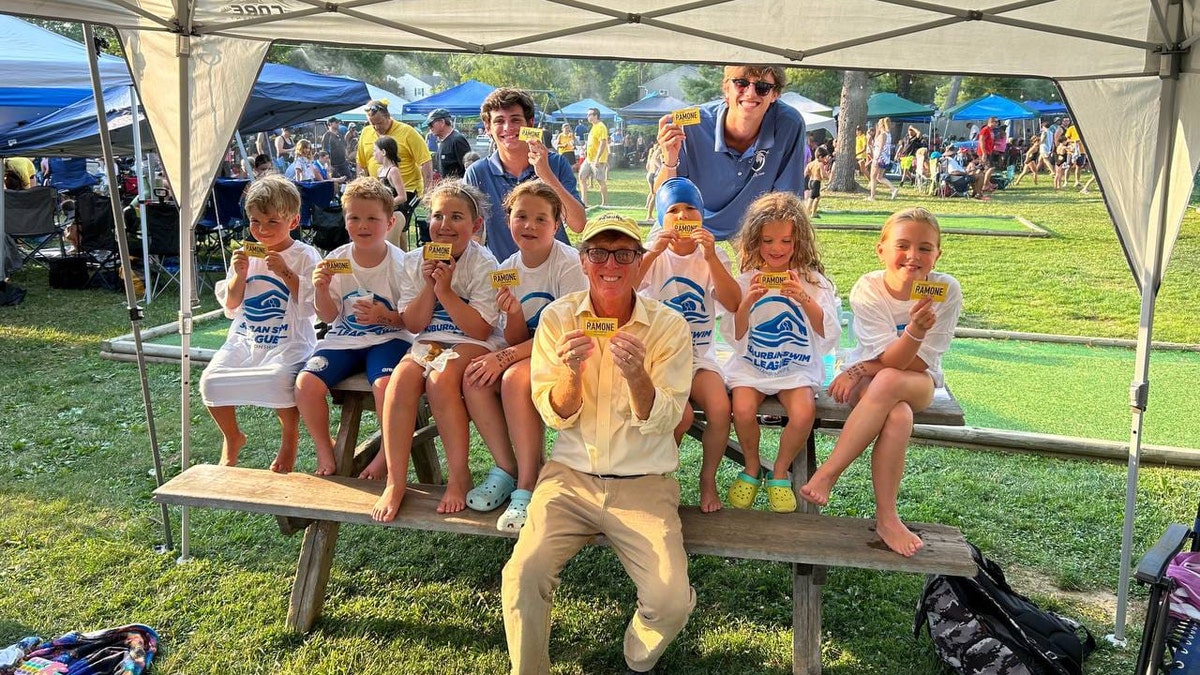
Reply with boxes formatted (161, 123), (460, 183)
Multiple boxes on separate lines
(464, 87), (586, 262)
(653, 65), (806, 241)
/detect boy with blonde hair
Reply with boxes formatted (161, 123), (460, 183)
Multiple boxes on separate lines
(200, 175), (322, 472)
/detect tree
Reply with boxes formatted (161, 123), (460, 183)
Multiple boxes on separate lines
(26, 18), (122, 57)
(785, 69), (843, 106)
(829, 70), (870, 193)
(680, 66), (723, 103)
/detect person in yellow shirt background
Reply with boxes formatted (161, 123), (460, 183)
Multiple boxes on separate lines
(355, 99), (433, 247)
(578, 107), (610, 207)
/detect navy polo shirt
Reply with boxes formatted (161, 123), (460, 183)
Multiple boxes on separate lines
(464, 150), (579, 263)
(676, 100), (806, 241)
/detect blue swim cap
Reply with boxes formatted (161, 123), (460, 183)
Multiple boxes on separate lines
(655, 177), (704, 229)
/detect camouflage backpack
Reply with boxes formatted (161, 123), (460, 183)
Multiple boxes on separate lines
(914, 543), (1095, 675)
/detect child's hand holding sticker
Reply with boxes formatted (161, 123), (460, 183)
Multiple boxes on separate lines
(910, 280), (949, 302)
(242, 241), (268, 258)
(324, 258), (353, 274)
(490, 269), (520, 289)
(424, 242), (453, 261)
(759, 272), (789, 289)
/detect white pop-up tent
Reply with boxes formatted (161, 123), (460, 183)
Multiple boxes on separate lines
(1, 1), (1196, 644)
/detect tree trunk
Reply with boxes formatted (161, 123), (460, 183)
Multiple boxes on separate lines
(944, 75), (963, 109)
(829, 70), (869, 193)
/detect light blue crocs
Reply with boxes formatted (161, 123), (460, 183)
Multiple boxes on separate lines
(496, 489), (533, 532)
(466, 466), (516, 512)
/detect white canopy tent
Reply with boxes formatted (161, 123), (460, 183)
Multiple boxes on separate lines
(1, 1), (1196, 645)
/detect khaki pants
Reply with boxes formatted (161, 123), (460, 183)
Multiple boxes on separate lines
(501, 461), (695, 674)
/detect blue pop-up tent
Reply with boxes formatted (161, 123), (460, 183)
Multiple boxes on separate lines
(2, 64), (370, 155)
(403, 80), (495, 117)
(0, 15), (132, 137)
(547, 98), (618, 123)
(1024, 99), (1069, 116)
(618, 93), (690, 122)
(944, 93), (1036, 120)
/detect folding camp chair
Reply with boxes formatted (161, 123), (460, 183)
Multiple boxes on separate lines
(196, 177), (249, 278)
(3, 186), (64, 268)
(1135, 502), (1200, 674)
(73, 190), (121, 288)
(142, 201), (183, 297)
(295, 180), (336, 241)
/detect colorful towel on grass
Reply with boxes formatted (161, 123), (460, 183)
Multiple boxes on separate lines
(21, 624), (158, 674)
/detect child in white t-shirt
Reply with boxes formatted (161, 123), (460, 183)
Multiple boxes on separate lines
(637, 177), (741, 513)
(463, 180), (587, 531)
(801, 207), (961, 557)
(720, 192), (841, 513)
(373, 180), (501, 521)
(200, 176), (322, 472)
(295, 178), (412, 477)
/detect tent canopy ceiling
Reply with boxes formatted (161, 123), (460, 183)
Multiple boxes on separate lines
(618, 93), (689, 121)
(548, 98), (618, 123)
(865, 92), (937, 121)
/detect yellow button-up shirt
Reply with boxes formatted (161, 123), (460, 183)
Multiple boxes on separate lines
(356, 119), (432, 194)
(531, 290), (692, 476)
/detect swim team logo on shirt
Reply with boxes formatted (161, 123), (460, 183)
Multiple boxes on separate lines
(339, 292), (398, 336)
(744, 296), (812, 373)
(426, 298), (469, 336)
(660, 277), (709, 324)
(242, 276), (289, 323)
(751, 149), (769, 174)
(520, 291), (556, 332)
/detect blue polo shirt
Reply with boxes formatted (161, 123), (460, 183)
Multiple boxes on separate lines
(464, 150), (580, 262)
(675, 100), (806, 241)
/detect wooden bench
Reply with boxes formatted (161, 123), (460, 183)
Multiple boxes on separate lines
(154, 375), (970, 675)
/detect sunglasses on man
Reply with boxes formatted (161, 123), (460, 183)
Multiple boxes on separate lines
(729, 77), (778, 96)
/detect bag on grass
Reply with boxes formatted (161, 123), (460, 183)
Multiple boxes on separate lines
(20, 624), (158, 674)
(914, 543), (1095, 675)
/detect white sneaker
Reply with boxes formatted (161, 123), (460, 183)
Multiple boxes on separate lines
(890, 188), (899, 200)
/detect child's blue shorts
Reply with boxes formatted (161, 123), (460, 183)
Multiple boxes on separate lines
(301, 339), (411, 387)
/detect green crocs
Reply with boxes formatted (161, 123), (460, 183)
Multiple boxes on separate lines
(726, 470), (762, 509)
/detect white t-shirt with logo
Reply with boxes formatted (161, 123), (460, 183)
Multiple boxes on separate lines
(200, 240), (322, 408)
(720, 269), (841, 394)
(316, 242), (412, 352)
(847, 270), (962, 388)
(498, 239), (587, 336)
(399, 241), (502, 350)
(638, 244), (732, 374)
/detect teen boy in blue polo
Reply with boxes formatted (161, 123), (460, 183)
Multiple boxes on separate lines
(464, 87), (586, 263)
(653, 65), (806, 241)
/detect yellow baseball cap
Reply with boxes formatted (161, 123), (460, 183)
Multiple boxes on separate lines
(580, 212), (641, 243)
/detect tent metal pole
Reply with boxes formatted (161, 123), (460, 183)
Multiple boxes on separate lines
(130, 85), (152, 304)
(83, 23), (173, 553)
(1111, 60), (1180, 646)
(0, 166), (7, 283)
(177, 33), (195, 564)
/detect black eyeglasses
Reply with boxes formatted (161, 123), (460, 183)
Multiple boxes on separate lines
(729, 78), (778, 96)
(584, 247), (641, 265)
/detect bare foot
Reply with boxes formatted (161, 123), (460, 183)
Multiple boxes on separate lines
(699, 479), (723, 513)
(357, 454), (387, 480)
(371, 484), (405, 522)
(877, 517), (924, 557)
(219, 432), (247, 466)
(270, 445), (297, 473)
(799, 475), (834, 507)
(314, 448), (336, 476)
(437, 475), (472, 514)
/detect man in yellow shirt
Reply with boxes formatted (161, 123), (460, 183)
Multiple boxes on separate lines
(4, 157), (36, 188)
(503, 213), (694, 675)
(578, 108), (610, 207)
(355, 99), (433, 243)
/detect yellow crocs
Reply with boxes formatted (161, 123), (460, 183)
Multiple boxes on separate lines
(765, 473), (797, 513)
(726, 471), (761, 509)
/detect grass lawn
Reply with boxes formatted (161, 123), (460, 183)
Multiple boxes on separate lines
(3, 169), (1200, 674)
(814, 210), (1042, 235)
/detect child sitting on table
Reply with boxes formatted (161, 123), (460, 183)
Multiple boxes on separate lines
(636, 177), (741, 513)
(462, 180), (587, 531)
(720, 192), (840, 513)
(199, 175), (322, 472)
(294, 177), (411, 477)
(800, 207), (962, 557)
(372, 180), (502, 521)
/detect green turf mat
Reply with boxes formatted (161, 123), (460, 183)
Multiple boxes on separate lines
(136, 316), (1200, 447)
(816, 211), (1041, 235)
